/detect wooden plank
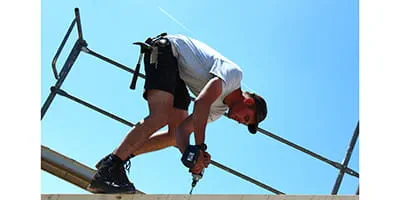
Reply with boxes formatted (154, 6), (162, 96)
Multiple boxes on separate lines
(41, 145), (144, 194)
(42, 194), (359, 200)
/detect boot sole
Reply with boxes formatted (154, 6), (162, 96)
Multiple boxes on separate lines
(87, 179), (136, 194)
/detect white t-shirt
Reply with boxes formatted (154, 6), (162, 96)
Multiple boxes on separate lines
(165, 34), (243, 122)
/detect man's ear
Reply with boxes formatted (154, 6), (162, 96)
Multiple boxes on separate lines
(243, 97), (255, 106)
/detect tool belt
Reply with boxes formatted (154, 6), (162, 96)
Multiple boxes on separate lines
(130, 32), (168, 90)
(144, 32), (169, 47)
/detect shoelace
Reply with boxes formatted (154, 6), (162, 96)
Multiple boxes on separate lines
(124, 160), (131, 174)
(101, 154), (133, 185)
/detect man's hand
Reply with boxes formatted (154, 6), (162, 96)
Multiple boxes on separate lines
(189, 150), (212, 174)
(189, 150), (205, 174)
(203, 152), (211, 168)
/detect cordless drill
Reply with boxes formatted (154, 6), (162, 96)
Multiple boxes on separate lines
(181, 143), (207, 194)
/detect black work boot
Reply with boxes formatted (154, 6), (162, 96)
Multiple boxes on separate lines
(94, 153), (135, 189)
(87, 154), (136, 194)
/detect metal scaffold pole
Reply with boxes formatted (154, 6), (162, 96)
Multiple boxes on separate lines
(41, 8), (86, 119)
(331, 122), (359, 194)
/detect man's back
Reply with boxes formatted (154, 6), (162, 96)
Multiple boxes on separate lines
(166, 34), (243, 122)
(166, 34), (241, 96)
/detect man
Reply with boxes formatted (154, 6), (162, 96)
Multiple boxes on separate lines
(87, 33), (268, 193)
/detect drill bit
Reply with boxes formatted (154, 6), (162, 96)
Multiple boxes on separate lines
(189, 179), (198, 194)
(189, 168), (204, 194)
(189, 187), (194, 194)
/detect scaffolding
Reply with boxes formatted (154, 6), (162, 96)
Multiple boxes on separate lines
(41, 8), (359, 195)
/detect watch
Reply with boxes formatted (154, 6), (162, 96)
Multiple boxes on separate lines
(195, 143), (207, 151)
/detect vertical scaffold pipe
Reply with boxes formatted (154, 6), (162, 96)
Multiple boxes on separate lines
(331, 122), (359, 194)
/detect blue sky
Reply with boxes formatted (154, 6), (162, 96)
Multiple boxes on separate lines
(41, 0), (359, 194)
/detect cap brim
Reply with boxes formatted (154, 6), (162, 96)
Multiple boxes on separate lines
(248, 124), (258, 134)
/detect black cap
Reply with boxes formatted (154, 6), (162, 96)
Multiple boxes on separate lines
(247, 93), (267, 134)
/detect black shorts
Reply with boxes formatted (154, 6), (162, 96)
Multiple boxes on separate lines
(142, 39), (191, 111)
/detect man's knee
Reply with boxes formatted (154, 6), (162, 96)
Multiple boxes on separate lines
(175, 121), (192, 136)
(167, 109), (188, 134)
(145, 113), (169, 128)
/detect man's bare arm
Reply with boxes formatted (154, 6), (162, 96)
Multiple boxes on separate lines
(175, 114), (194, 153)
(192, 77), (223, 145)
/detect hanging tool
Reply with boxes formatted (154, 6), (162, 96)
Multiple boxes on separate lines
(130, 42), (152, 90)
(130, 33), (167, 90)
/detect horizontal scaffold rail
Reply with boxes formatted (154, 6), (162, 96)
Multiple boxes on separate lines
(82, 45), (360, 179)
(50, 87), (284, 194)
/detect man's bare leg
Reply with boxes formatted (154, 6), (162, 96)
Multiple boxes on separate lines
(87, 90), (173, 193)
(132, 108), (188, 156)
(113, 90), (174, 160)
(95, 108), (189, 169)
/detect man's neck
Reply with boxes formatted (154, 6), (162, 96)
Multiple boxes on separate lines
(223, 88), (243, 107)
